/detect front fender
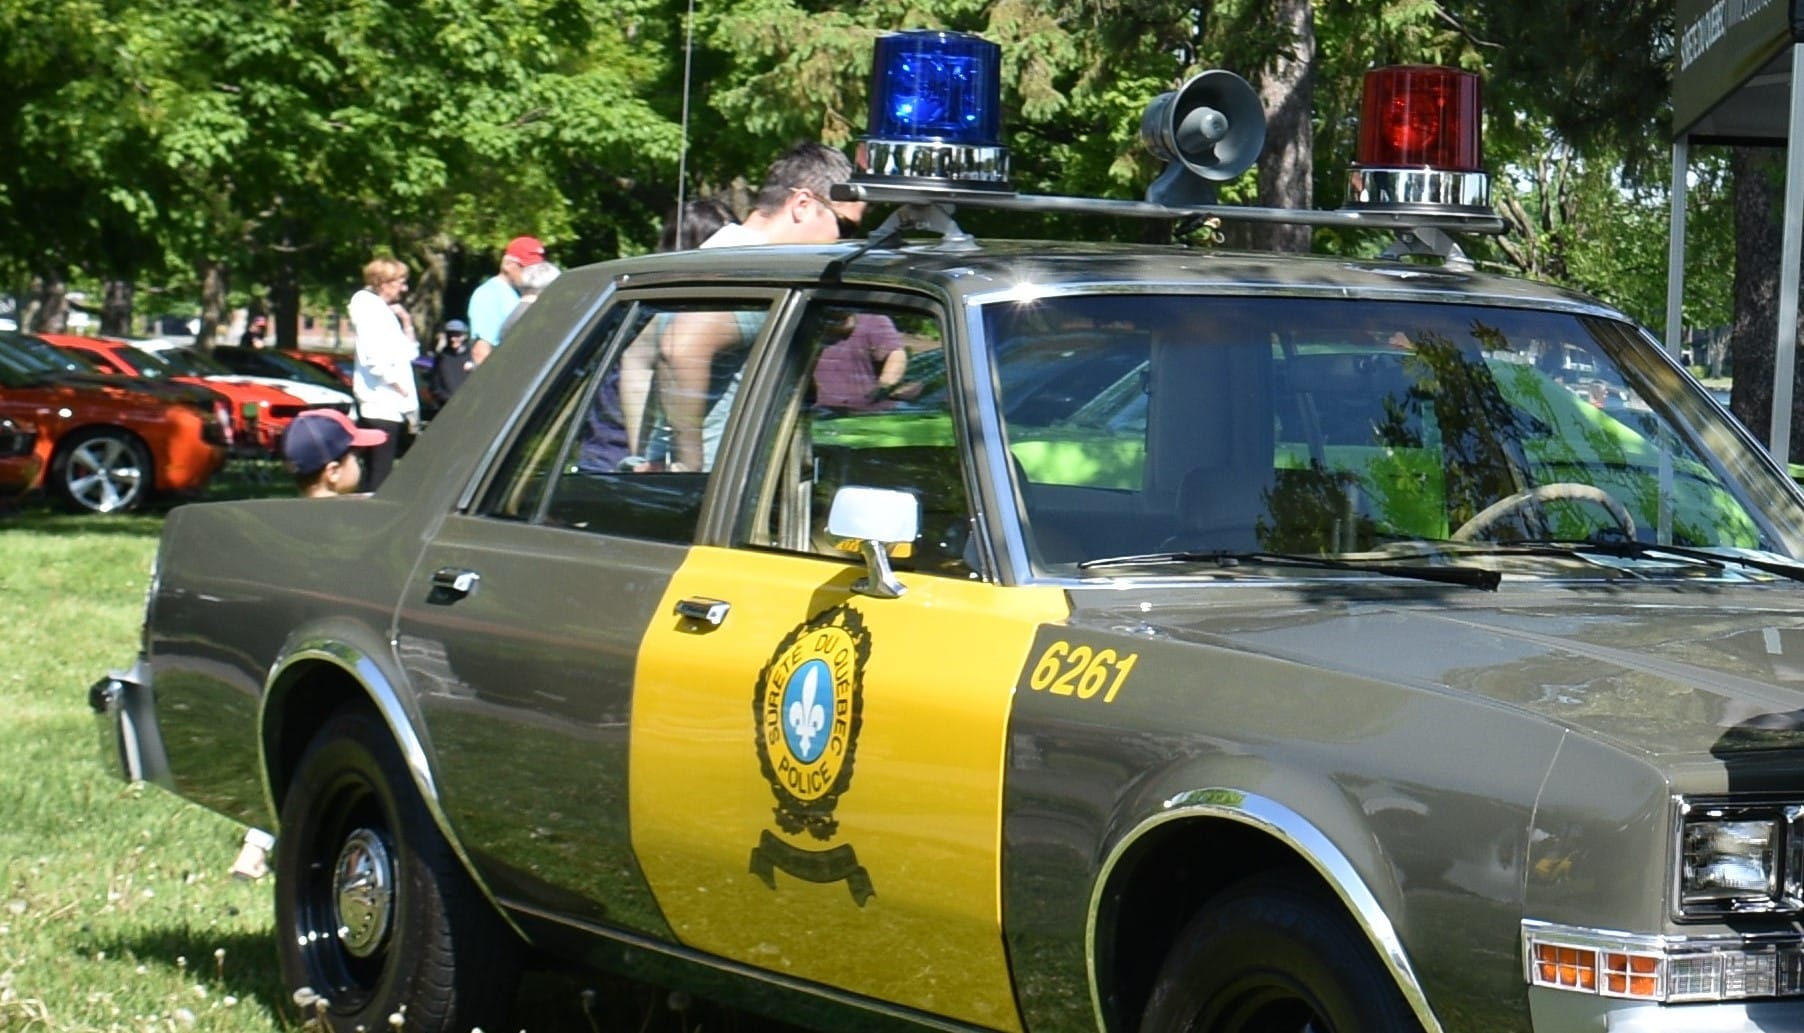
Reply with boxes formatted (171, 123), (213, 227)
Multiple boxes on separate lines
(1091, 782), (1442, 1033)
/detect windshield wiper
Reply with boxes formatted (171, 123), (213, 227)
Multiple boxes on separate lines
(1077, 550), (1500, 591)
(1510, 538), (1804, 584)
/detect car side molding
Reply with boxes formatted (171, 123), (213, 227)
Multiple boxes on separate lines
(1086, 787), (1445, 1033)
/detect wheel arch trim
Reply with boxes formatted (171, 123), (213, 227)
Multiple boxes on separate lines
(257, 638), (527, 940)
(1085, 787), (1445, 1033)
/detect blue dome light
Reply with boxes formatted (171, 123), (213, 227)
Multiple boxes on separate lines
(856, 29), (1010, 189)
(869, 31), (1000, 144)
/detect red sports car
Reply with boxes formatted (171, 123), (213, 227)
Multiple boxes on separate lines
(0, 332), (228, 512)
(0, 416), (42, 501)
(47, 334), (315, 453)
(278, 347), (354, 388)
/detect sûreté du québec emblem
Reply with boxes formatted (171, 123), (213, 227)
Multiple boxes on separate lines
(750, 603), (874, 905)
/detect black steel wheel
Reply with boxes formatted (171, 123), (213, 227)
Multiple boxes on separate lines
(53, 428), (151, 513)
(275, 707), (518, 1033)
(1139, 875), (1424, 1033)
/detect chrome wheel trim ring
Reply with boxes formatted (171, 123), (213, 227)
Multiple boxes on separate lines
(331, 827), (394, 959)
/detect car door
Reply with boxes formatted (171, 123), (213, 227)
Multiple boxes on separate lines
(393, 288), (785, 935)
(628, 297), (1068, 1029)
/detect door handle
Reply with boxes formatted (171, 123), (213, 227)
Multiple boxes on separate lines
(430, 568), (480, 599)
(674, 597), (730, 627)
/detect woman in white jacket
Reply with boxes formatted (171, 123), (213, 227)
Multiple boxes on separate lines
(349, 256), (420, 490)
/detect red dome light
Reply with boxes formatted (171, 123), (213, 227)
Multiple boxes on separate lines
(1356, 66), (1482, 172)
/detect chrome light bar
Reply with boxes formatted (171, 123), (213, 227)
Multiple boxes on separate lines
(831, 180), (1507, 235)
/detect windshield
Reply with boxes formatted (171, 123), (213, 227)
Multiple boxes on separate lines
(965, 294), (1803, 577)
(211, 347), (344, 387)
(144, 346), (228, 377)
(1, 333), (98, 375)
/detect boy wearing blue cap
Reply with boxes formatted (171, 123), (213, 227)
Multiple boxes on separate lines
(281, 409), (388, 497)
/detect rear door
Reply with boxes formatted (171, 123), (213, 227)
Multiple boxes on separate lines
(393, 287), (785, 934)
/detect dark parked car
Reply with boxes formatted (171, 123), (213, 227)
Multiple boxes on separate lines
(91, 40), (1804, 1033)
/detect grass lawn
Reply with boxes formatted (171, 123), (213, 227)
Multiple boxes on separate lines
(0, 464), (771, 1032)
(0, 499), (290, 1031)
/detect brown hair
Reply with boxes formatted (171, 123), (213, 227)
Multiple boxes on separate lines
(751, 142), (855, 215)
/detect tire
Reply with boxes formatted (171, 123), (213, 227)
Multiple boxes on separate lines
(1138, 875), (1424, 1033)
(53, 428), (152, 513)
(275, 708), (519, 1033)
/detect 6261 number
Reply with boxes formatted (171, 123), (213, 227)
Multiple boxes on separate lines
(1027, 641), (1138, 703)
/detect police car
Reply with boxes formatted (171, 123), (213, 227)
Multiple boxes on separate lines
(93, 30), (1804, 1033)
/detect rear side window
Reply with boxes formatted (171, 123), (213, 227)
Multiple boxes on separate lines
(478, 298), (771, 543)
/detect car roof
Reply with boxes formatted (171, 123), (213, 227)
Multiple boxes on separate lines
(584, 238), (1623, 318)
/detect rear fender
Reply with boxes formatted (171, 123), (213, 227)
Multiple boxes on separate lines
(257, 630), (525, 940)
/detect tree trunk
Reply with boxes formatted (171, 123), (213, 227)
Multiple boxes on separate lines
(413, 235), (452, 340)
(272, 226), (301, 350)
(1729, 147), (1783, 449)
(196, 260), (229, 349)
(1249, 0), (1314, 254)
(100, 279), (134, 337)
(27, 271), (69, 333)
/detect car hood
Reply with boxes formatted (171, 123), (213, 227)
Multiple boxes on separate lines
(53, 372), (219, 406)
(1075, 585), (1804, 759)
(203, 374), (350, 406)
(179, 377), (304, 405)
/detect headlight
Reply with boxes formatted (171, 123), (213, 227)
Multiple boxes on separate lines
(1676, 800), (1804, 917)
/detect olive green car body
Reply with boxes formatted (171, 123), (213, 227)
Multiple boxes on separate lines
(97, 240), (1804, 1032)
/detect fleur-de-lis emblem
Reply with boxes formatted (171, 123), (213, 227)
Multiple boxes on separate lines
(788, 664), (826, 758)
(751, 605), (876, 904)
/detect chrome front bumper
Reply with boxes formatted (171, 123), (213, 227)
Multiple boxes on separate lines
(88, 657), (172, 786)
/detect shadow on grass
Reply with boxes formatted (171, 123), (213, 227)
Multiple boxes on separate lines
(0, 458), (295, 536)
(87, 926), (292, 1020)
(511, 966), (806, 1033)
(91, 926), (798, 1032)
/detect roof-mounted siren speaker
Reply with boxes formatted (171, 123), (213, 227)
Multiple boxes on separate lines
(1343, 65), (1490, 214)
(1140, 70), (1266, 207)
(854, 29), (1012, 192)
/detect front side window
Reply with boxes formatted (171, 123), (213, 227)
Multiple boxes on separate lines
(979, 294), (1803, 578)
(479, 297), (771, 542)
(738, 301), (977, 578)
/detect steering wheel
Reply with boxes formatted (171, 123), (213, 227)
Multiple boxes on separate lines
(1451, 482), (1637, 542)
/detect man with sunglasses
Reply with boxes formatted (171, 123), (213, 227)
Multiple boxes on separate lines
(655, 142), (865, 472)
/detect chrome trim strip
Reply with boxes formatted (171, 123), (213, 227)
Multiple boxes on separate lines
(961, 300), (1036, 582)
(1344, 167), (1491, 211)
(256, 640), (527, 940)
(857, 138), (1011, 185)
(1086, 788), (1445, 1033)
(836, 180), (1505, 234)
(958, 279), (1628, 321)
(501, 899), (990, 1033)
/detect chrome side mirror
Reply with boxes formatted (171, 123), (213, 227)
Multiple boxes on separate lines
(827, 486), (919, 599)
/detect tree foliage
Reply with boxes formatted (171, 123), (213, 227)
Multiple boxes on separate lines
(0, 0), (1739, 368)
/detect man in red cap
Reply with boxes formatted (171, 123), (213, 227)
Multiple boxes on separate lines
(467, 235), (546, 365)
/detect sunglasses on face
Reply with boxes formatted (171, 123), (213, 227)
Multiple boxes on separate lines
(797, 189), (860, 236)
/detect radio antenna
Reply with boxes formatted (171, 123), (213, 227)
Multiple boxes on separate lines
(674, 0), (697, 234)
